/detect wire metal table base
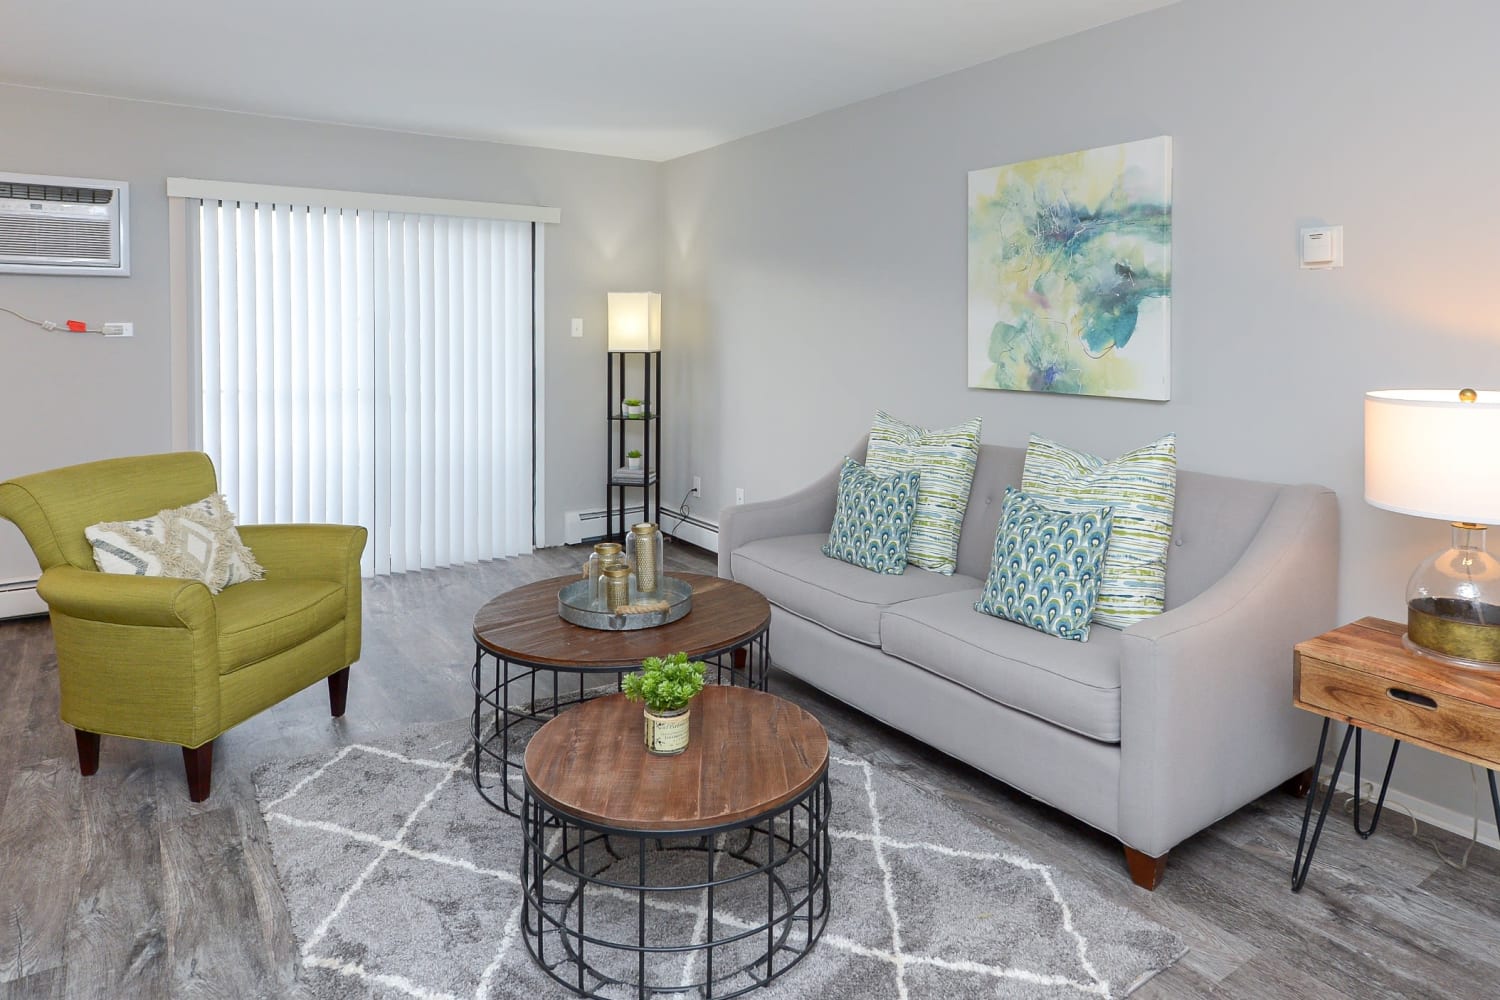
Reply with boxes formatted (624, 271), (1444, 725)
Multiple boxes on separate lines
(520, 773), (832, 999)
(472, 630), (771, 816)
(1291, 716), (1500, 892)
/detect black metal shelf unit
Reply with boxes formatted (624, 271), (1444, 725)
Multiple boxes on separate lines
(605, 350), (661, 541)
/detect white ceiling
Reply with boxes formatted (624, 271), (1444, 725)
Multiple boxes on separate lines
(0, 1), (1177, 162)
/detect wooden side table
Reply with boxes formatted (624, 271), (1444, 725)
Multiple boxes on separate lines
(1291, 617), (1500, 891)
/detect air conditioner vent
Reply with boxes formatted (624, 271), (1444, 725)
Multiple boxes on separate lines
(0, 172), (129, 275)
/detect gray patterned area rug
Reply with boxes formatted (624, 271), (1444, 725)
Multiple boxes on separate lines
(254, 716), (1184, 1000)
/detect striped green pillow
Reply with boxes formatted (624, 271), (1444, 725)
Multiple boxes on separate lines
(865, 411), (982, 575)
(1021, 434), (1177, 628)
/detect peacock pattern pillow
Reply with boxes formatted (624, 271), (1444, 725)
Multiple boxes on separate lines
(821, 458), (920, 575)
(1021, 433), (1176, 629)
(864, 411), (982, 575)
(975, 487), (1114, 641)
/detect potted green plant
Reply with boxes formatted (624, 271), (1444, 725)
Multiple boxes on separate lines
(622, 398), (645, 418)
(621, 652), (707, 755)
(626, 448), (643, 471)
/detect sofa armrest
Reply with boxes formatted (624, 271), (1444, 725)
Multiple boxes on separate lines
(1116, 484), (1338, 858)
(716, 437), (868, 579)
(37, 565), (222, 746)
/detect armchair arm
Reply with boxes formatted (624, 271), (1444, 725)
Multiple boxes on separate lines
(238, 523), (367, 667)
(38, 565), (215, 630)
(1117, 484), (1338, 858)
(37, 566), (222, 746)
(716, 437), (868, 579)
(238, 523), (368, 583)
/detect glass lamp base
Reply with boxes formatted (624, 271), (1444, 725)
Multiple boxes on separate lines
(1404, 598), (1500, 671)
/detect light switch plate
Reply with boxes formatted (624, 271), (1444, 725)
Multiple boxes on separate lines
(570, 318), (583, 338)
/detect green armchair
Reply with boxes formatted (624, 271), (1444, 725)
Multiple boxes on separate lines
(0, 451), (367, 801)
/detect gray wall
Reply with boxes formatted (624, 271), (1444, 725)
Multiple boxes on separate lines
(0, 85), (660, 574)
(661, 0), (1500, 824)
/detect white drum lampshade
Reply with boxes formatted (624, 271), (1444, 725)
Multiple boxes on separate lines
(607, 292), (661, 352)
(1365, 388), (1500, 667)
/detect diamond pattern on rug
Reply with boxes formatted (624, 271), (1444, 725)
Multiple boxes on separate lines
(255, 718), (1183, 1000)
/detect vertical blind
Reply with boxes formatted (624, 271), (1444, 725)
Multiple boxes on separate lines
(196, 200), (534, 575)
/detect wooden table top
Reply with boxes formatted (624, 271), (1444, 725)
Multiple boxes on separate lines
(1295, 617), (1500, 710)
(472, 572), (771, 669)
(523, 687), (829, 833)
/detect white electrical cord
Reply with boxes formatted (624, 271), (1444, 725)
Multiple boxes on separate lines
(1335, 763), (1483, 871)
(0, 304), (100, 334)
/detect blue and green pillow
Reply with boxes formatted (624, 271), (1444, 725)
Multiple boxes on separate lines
(822, 458), (920, 575)
(864, 411), (982, 575)
(974, 487), (1114, 642)
(1021, 433), (1176, 628)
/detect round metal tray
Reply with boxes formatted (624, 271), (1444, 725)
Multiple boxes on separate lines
(557, 575), (693, 631)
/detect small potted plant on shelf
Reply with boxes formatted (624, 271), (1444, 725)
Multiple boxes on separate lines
(622, 398), (645, 418)
(622, 652), (707, 755)
(626, 448), (643, 471)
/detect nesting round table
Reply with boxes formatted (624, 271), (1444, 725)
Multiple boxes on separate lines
(520, 686), (832, 999)
(471, 572), (772, 814)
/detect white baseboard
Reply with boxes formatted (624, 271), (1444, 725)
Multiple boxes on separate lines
(1328, 765), (1499, 851)
(562, 505), (719, 553)
(0, 579), (46, 620)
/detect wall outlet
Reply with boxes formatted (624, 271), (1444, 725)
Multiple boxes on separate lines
(735, 488), (745, 506)
(692, 476), (701, 497)
(102, 322), (133, 338)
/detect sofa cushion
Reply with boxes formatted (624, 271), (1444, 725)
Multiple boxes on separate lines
(733, 534), (978, 645)
(215, 579), (345, 673)
(881, 589), (1124, 742)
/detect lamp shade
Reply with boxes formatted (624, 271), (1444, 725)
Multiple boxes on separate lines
(1365, 389), (1500, 524)
(607, 292), (661, 352)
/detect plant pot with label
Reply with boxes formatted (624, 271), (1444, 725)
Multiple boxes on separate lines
(622, 652), (707, 755)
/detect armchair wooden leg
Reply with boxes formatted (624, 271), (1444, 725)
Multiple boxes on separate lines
(1281, 765), (1316, 799)
(182, 741), (214, 802)
(75, 729), (100, 776)
(327, 666), (351, 718)
(1123, 845), (1169, 891)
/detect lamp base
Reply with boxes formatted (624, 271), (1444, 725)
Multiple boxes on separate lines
(1404, 598), (1500, 671)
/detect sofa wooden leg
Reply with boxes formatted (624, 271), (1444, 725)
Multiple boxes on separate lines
(1280, 765), (1316, 799)
(182, 741), (214, 802)
(328, 666), (351, 718)
(732, 648), (748, 672)
(75, 729), (100, 776)
(1123, 845), (1168, 891)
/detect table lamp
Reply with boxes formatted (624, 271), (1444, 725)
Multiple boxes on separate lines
(607, 292), (661, 352)
(1365, 388), (1500, 668)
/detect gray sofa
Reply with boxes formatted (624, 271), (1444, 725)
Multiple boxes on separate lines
(718, 438), (1338, 889)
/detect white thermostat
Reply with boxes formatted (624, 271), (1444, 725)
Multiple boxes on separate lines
(1300, 226), (1344, 269)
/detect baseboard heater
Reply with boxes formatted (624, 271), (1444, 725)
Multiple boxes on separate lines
(0, 578), (46, 620)
(563, 506), (719, 554)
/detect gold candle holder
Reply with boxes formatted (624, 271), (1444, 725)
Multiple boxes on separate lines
(630, 522), (661, 594)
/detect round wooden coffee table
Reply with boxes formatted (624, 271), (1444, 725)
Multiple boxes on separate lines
(520, 687), (831, 1000)
(471, 572), (772, 814)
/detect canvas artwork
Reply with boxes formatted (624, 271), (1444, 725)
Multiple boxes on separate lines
(967, 136), (1172, 400)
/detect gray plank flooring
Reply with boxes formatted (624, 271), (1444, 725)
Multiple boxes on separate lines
(1, 540), (1497, 998)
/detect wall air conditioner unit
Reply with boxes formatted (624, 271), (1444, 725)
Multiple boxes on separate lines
(0, 172), (130, 276)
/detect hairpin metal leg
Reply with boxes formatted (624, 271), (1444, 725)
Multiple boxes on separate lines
(1293, 718), (1355, 893)
(1351, 728), (1401, 839)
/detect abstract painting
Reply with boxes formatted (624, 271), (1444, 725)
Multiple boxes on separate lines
(968, 136), (1172, 400)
